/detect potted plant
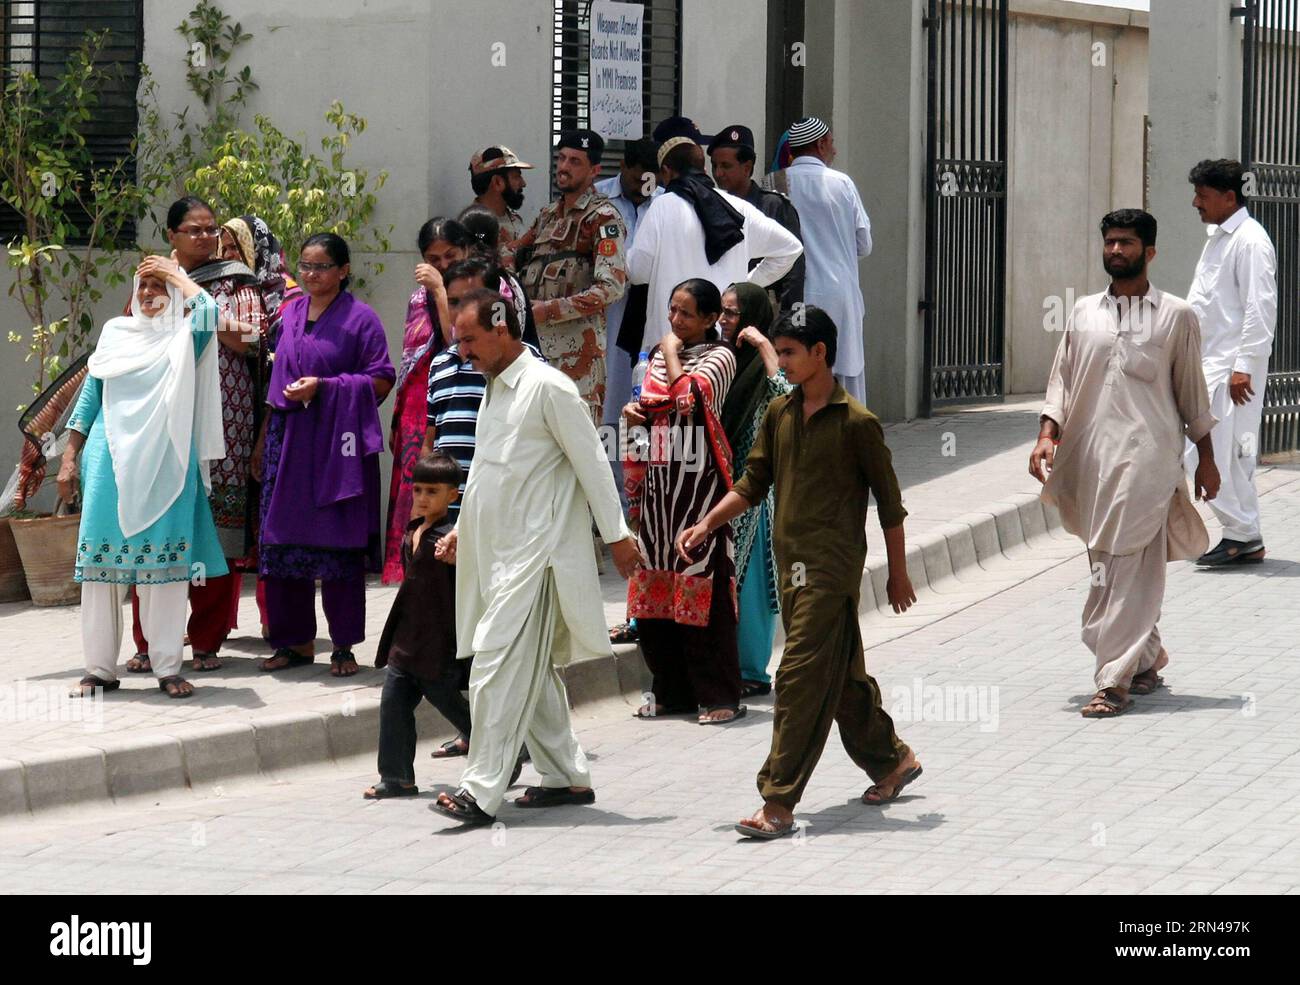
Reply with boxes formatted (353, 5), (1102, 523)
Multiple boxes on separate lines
(1, 32), (148, 604)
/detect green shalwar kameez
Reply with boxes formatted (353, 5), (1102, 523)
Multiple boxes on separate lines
(732, 383), (910, 809)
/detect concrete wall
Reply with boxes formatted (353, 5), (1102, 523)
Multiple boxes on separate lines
(681, 0), (768, 147)
(1005, 0), (1150, 394)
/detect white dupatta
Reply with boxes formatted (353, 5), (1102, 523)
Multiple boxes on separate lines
(88, 277), (224, 537)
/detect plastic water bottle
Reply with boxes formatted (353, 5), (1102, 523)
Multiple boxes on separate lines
(630, 350), (650, 402)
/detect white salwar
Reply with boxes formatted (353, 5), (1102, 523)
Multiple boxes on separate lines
(83, 580), (189, 682)
(1182, 206), (1278, 543)
(455, 349), (632, 814)
(782, 155), (872, 402)
(1041, 286), (1215, 691)
(626, 187), (802, 350)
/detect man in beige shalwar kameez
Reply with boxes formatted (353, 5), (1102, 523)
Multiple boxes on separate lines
(1030, 210), (1221, 717)
(431, 288), (642, 825)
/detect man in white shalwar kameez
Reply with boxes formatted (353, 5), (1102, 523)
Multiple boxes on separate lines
(776, 117), (872, 403)
(432, 288), (642, 825)
(1183, 159), (1278, 566)
(1031, 210), (1220, 718)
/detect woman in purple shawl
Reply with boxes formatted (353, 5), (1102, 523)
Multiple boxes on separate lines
(252, 233), (395, 676)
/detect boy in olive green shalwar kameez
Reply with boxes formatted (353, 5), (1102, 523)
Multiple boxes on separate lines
(677, 307), (923, 840)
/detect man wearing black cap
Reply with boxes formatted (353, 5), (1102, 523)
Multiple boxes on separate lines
(709, 123), (804, 315)
(508, 129), (627, 423)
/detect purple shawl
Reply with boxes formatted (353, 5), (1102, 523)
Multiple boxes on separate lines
(263, 291), (395, 549)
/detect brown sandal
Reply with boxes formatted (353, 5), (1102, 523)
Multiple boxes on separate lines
(1081, 689), (1131, 717)
(158, 675), (194, 699)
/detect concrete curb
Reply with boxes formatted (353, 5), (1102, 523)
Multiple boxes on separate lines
(0, 493), (1065, 818)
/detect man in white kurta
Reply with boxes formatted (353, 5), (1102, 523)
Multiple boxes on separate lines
(776, 117), (872, 402)
(626, 140), (802, 350)
(434, 290), (639, 822)
(1183, 160), (1278, 565)
(1031, 210), (1219, 717)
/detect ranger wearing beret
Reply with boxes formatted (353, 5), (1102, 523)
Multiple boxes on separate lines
(507, 129), (627, 423)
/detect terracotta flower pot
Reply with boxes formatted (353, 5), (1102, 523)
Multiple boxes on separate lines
(9, 512), (81, 606)
(0, 517), (31, 603)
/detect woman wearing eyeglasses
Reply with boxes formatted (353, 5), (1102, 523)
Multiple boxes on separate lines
(123, 197), (265, 676)
(253, 233), (395, 677)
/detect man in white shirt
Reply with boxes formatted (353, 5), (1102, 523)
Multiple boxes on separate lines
(595, 138), (661, 445)
(430, 288), (642, 826)
(1183, 159), (1278, 566)
(1032, 210), (1219, 718)
(776, 116), (873, 403)
(627, 120), (802, 350)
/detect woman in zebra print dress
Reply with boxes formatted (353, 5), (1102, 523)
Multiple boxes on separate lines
(623, 279), (744, 724)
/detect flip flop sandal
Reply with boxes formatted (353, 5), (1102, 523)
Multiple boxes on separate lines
(609, 622), (639, 643)
(1081, 691), (1132, 717)
(126, 653), (152, 674)
(330, 648), (359, 677)
(862, 764), (924, 806)
(260, 647), (314, 672)
(429, 787), (495, 826)
(514, 786), (596, 809)
(430, 737), (470, 758)
(698, 704), (748, 725)
(741, 681), (772, 698)
(158, 675), (194, 699)
(192, 650), (223, 672)
(1129, 672), (1164, 695)
(364, 780), (419, 799)
(734, 817), (796, 840)
(71, 675), (120, 698)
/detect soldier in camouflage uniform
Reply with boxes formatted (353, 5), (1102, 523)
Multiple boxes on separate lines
(508, 129), (627, 423)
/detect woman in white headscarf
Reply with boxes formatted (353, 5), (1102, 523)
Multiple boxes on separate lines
(58, 255), (228, 698)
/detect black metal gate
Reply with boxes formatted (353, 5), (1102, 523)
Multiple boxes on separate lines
(922, 0), (1008, 413)
(1239, 0), (1300, 454)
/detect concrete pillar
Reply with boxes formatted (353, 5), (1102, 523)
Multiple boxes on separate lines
(1147, 0), (1243, 297)
(826, 0), (928, 420)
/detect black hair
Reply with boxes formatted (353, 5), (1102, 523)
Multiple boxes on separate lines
(661, 142), (705, 175)
(166, 196), (214, 231)
(443, 256), (495, 291)
(301, 232), (352, 290)
(623, 138), (660, 173)
(456, 206), (502, 260)
(412, 452), (464, 488)
(463, 286), (522, 340)
(711, 144), (757, 167)
(417, 216), (475, 255)
(1099, 209), (1158, 249)
(470, 147), (511, 196)
(772, 305), (838, 368)
(670, 278), (723, 318)
(1188, 158), (1248, 206)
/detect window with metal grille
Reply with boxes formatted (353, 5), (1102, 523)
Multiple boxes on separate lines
(550, 0), (681, 194)
(1, 0), (144, 244)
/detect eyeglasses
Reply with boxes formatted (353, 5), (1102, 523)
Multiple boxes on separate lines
(297, 261), (339, 273)
(720, 307), (742, 318)
(177, 226), (220, 238)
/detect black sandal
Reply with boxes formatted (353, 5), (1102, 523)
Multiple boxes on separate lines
(125, 653), (152, 674)
(260, 647), (314, 672)
(330, 648), (359, 677)
(740, 680), (772, 698)
(158, 675), (195, 699)
(430, 736), (469, 758)
(364, 780), (419, 799)
(514, 786), (596, 809)
(71, 675), (120, 698)
(430, 787), (495, 826)
(609, 622), (639, 643)
(192, 650), (222, 672)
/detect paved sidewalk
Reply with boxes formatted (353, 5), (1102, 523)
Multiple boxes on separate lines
(3, 394), (1293, 820)
(3, 465), (1299, 893)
